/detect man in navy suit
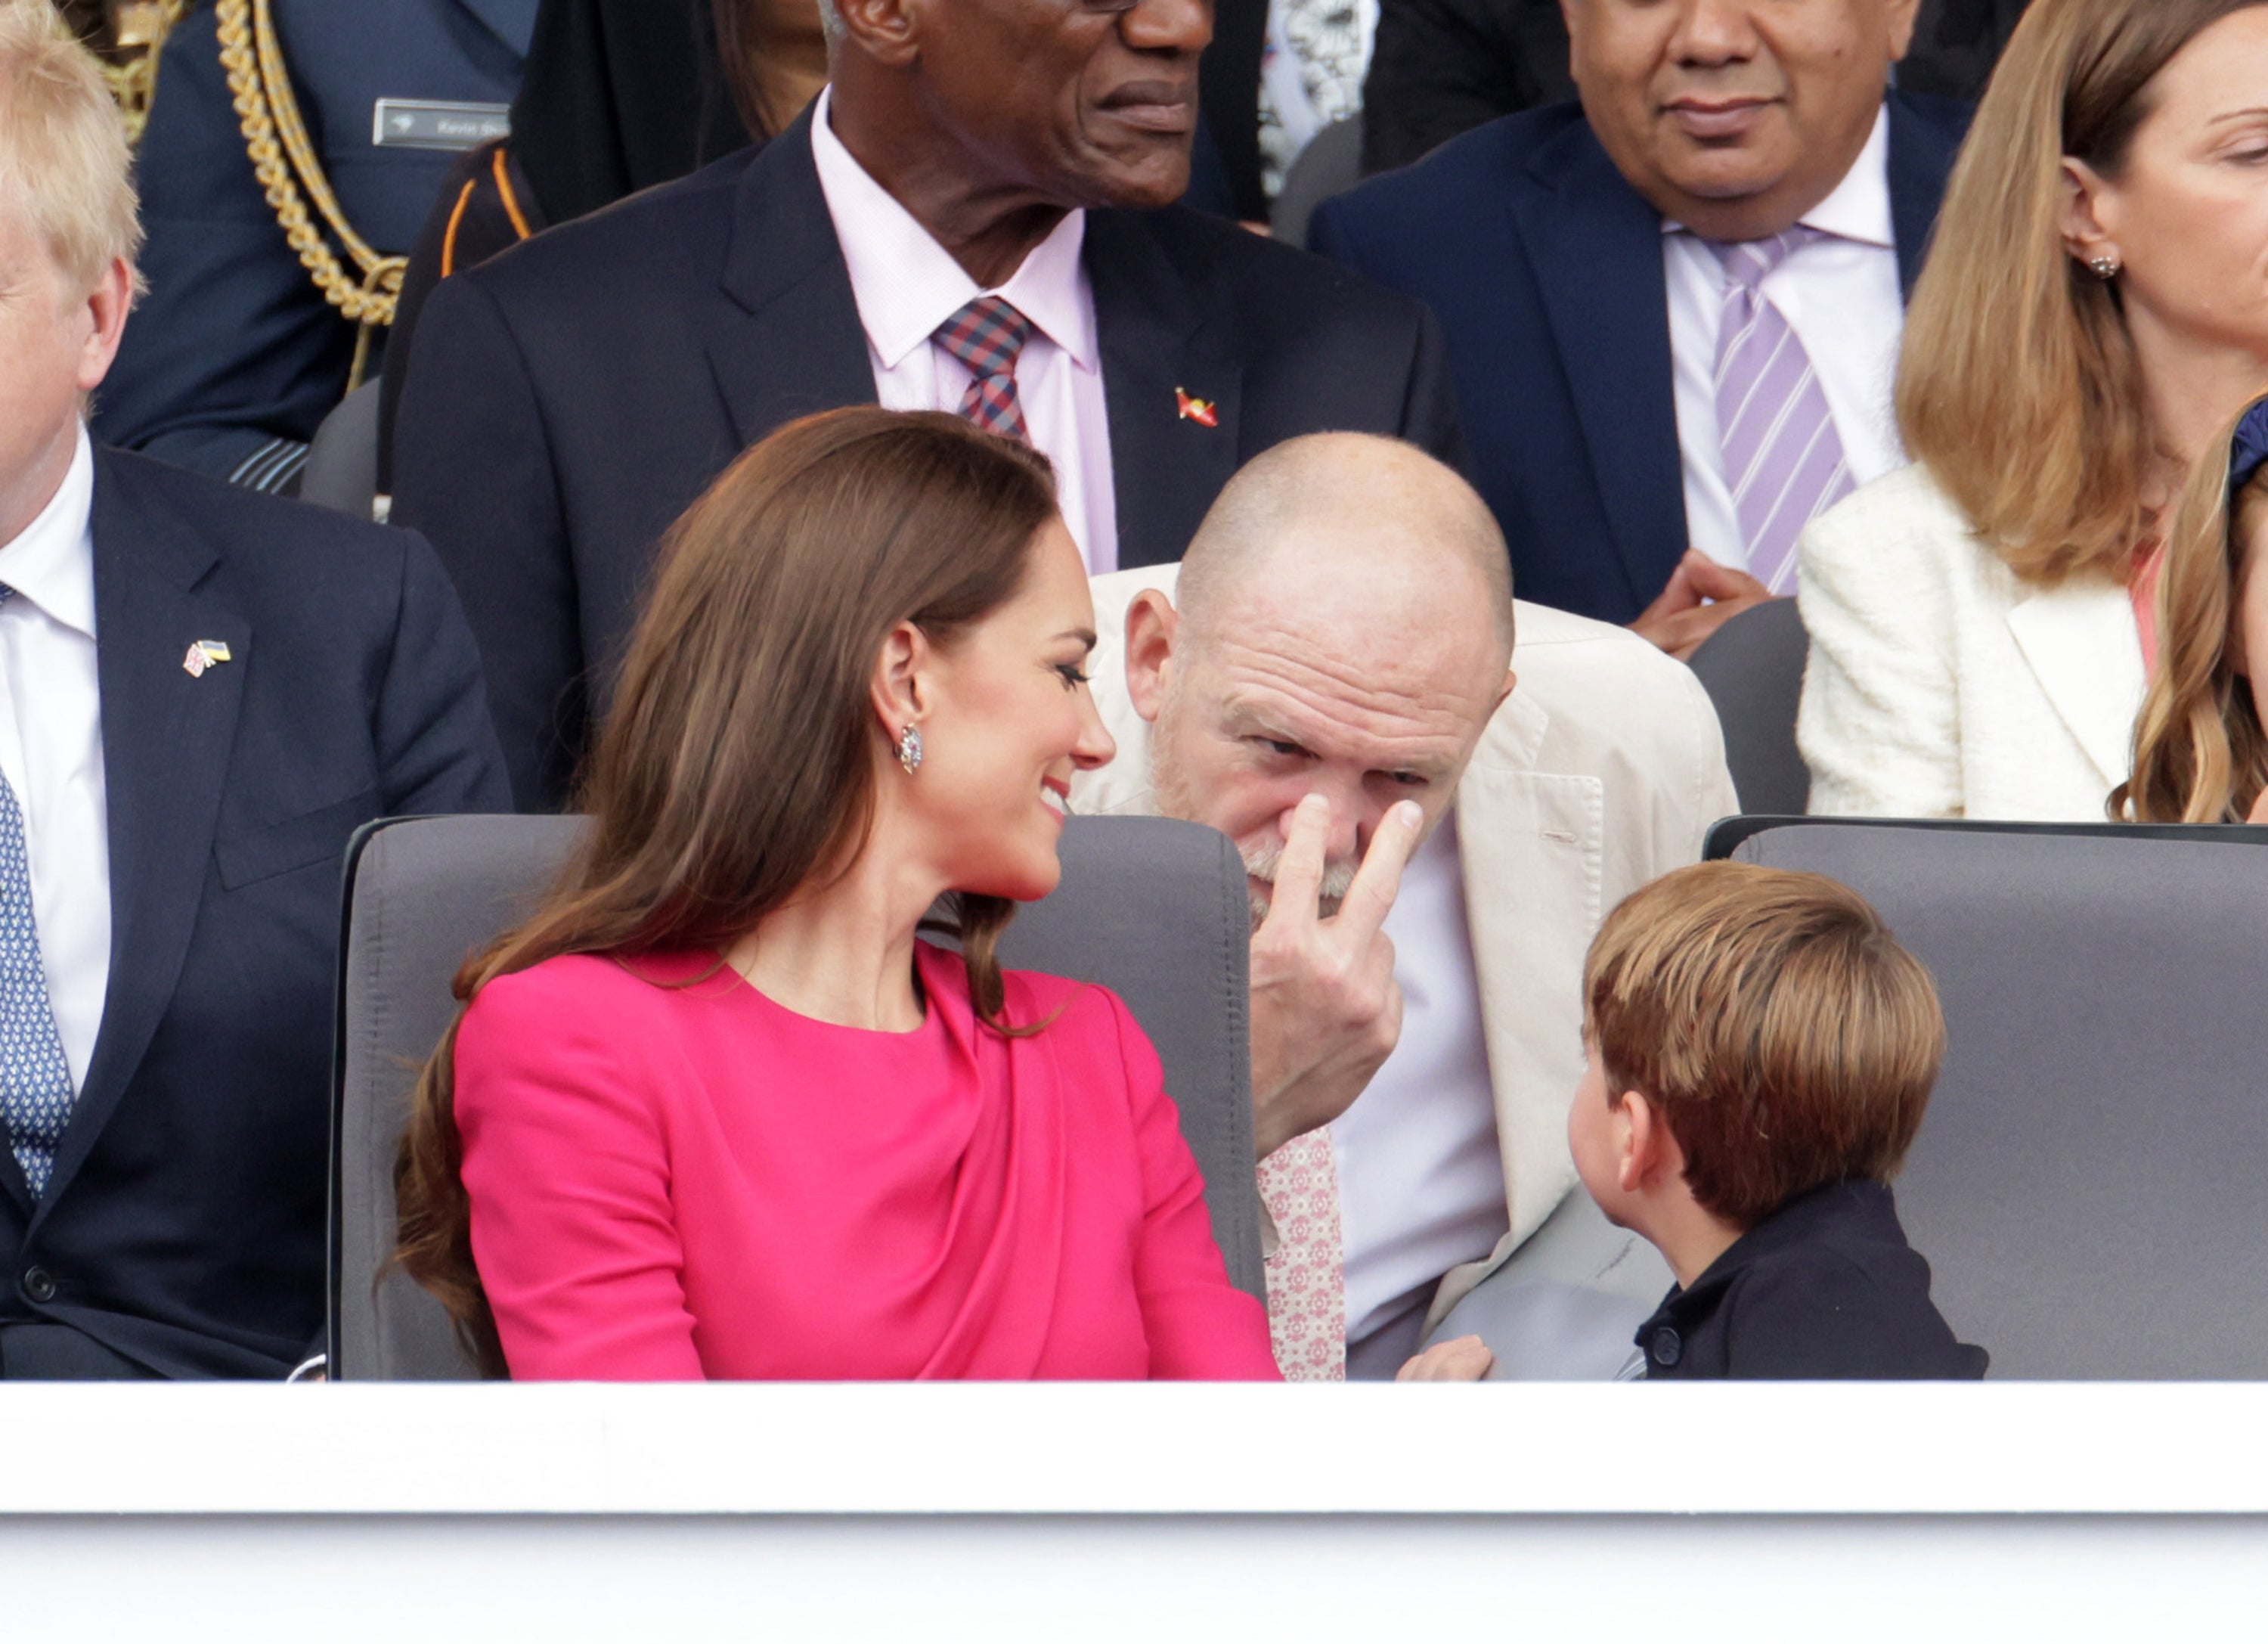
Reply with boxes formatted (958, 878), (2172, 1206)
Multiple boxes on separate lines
(91, 0), (540, 494)
(0, 5), (509, 1379)
(1313, 0), (1971, 650)
(391, 0), (1464, 811)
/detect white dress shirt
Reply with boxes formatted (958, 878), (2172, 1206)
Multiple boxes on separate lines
(1328, 809), (1507, 1345)
(1663, 107), (1906, 579)
(808, 88), (1121, 572)
(0, 425), (110, 1091)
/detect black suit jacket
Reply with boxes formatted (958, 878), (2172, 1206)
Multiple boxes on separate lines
(1312, 95), (1972, 624)
(391, 107), (1466, 810)
(0, 450), (509, 1380)
(1635, 1180), (1989, 1380)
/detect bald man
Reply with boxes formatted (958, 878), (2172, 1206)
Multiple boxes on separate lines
(1074, 434), (1738, 1379)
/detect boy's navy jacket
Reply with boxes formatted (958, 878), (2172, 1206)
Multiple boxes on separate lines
(1635, 1179), (1989, 1380)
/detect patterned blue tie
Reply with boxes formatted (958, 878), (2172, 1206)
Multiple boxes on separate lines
(0, 585), (77, 1196)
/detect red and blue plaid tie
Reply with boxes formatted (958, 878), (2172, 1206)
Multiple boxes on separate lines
(934, 295), (1034, 445)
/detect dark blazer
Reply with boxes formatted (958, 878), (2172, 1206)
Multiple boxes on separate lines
(93, 0), (539, 489)
(391, 107), (1467, 810)
(1310, 95), (1972, 625)
(1635, 1179), (1989, 1380)
(0, 451), (509, 1380)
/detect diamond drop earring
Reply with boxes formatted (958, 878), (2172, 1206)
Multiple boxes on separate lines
(2090, 253), (2124, 281)
(897, 724), (924, 775)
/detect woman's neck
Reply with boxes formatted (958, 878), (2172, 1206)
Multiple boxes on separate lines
(723, 831), (945, 1032)
(2133, 310), (2268, 481)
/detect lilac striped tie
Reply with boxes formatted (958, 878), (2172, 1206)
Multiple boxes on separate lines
(1707, 230), (1854, 595)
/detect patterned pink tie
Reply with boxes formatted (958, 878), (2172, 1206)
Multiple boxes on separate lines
(1706, 230), (1854, 595)
(1256, 1129), (1346, 1380)
(934, 295), (1034, 445)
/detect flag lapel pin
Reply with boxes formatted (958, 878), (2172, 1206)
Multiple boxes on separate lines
(181, 639), (232, 679)
(1175, 387), (1219, 428)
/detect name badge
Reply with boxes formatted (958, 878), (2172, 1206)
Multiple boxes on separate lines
(371, 99), (511, 153)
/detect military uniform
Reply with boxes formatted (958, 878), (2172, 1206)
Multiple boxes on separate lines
(94, 0), (541, 492)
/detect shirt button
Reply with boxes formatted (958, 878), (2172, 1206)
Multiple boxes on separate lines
(1650, 1326), (1682, 1369)
(21, 1267), (56, 1304)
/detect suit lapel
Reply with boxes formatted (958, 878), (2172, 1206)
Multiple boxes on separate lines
(1087, 211), (1243, 569)
(2006, 580), (2149, 788)
(1885, 92), (1969, 299)
(1509, 125), (1687, 610)
(37, 455), (249, 1221)
(708, 110), (879, 451)
(448, 0), (542, 56)
(1455, 691), (1597, 1256)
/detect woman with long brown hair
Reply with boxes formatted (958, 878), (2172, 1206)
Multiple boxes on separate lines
(2117, 397), (2268, 824)
(394, 408), (1278, 1380)
(1797, 0), (2268, 819)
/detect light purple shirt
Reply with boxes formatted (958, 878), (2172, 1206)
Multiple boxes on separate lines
(808, 89), (1120, 572)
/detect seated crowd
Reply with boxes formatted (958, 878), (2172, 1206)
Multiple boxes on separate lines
(0, 0), (2255, 1384)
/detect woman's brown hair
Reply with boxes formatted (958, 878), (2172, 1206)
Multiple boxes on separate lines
(2115, 406), (2268, 822)
(1897, 0), (2268, 588)
(394, 408), (1058, 1373)
(1585, 862), (1946, 1229)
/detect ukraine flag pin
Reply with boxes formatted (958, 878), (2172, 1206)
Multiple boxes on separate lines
(181, 639), (233, 679)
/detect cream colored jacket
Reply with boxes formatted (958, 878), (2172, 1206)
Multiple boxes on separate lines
(1074, 566), (1738, 1325)
(1798, 463), (2146, 821)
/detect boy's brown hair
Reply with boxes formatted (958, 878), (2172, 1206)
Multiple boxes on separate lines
(1584, 861), (1947, 1228)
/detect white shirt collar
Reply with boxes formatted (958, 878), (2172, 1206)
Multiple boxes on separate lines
(808, 86), (1098, 374)
(1662, 101), (1895, 250)
(0, 423), (97, 641)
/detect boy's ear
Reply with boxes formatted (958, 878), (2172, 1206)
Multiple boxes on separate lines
(1616, 1089), (1682, 1196)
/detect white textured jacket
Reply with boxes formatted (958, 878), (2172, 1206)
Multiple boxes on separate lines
(1799, 463), (2146, 821)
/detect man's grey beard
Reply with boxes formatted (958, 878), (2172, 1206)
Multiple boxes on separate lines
(1150, 696), (1356, 928)
(1238, 837), (1358, 928)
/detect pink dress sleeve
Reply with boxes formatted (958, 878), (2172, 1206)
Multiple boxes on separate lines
(1101, 992), (1283, 1382)
(452, 964), (706, 1380)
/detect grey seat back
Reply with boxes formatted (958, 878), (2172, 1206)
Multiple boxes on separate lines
(1715, 817), (2268, 1377)
(1687, 597), (1810, 815)
(330, 813), (1262, 1379)
(1272, 117), (1362, 250)
(300, 379), (382, 520)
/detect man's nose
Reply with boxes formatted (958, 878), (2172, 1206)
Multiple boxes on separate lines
(1279, 789), (1362, 864)
(1120, 0), (1213, 57)
(1669, 0), (1758, 65)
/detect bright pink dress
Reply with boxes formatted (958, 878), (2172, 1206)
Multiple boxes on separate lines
(452, 940), (1279, 1381)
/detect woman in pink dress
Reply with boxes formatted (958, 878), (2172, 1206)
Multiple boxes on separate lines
(393, 408), (1278, 1381)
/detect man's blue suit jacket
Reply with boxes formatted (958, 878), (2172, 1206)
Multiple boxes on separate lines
(1311, 95), (1973, 625)
(0, 450), (509, 1379)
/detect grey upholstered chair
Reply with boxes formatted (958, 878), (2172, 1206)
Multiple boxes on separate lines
(1272, 117), (1363, 250)
(299, 379), (383, 521)
(1686, 597), (1811, 816)
(1713, 817), (2268, 1378)
(329, 812), (1263, 1380)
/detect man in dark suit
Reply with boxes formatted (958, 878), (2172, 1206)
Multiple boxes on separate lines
(1361, 0), (2019, 172)
(1315, 0), (1971, 649)
(390, 0), (1464, 811)
(0, 5), (510, 1379)
(91, 0), (541, 494)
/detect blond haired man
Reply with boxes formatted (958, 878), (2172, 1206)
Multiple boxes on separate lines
(1076, 434), (1737, 1378)
(0, 3), (505, 1379)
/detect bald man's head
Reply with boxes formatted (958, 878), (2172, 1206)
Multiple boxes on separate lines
(1123, 434), (1517, 926)
(1174, 433), (1514, 665)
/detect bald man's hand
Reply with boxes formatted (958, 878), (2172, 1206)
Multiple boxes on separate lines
(1631, 551), (1779, 662)
(1249, 796), (1418, 1161)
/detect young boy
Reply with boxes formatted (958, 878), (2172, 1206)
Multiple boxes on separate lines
(1569, 861), (1988, 1380)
